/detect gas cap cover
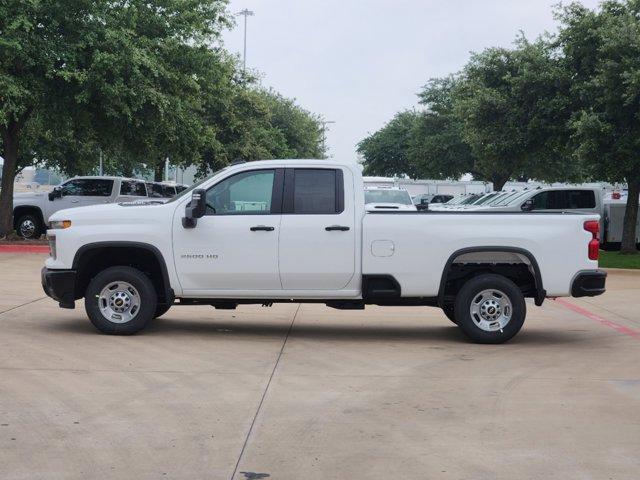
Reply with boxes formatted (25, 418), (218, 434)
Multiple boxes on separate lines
(371, 240), (395, 257)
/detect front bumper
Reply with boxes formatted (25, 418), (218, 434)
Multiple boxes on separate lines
(41, 267), (77, 308)
(571, 270), (607, 297)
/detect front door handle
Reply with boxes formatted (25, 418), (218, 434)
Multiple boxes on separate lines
(250, 225), (275, 232)
(325, 225), (350, 231)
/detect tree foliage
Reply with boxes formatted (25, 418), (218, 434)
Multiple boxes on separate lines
(356, 110), (420, 178)
(358, 1), (640, 251)
(556, 0), (640, 252)
(453, 38), (580, 190)
(412, 77), (476, 180)
(0, 0), (324, 237)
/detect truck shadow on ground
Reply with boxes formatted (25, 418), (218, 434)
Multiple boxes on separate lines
(45, 315), (587, 345)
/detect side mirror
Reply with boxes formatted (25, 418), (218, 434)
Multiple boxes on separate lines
(521, 199), (534, 212)
(48, 188), (62, 201)
(182, 189), (207, 228)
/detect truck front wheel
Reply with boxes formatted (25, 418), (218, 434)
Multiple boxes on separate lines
(85, 266), (157, 335)
(16, 214), (43, 239)
(454, 274), (526, 344)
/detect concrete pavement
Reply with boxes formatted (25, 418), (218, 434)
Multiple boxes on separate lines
(1, 253), (639, 479)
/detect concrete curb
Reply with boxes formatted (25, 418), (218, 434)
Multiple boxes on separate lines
(0, 244), (49, 254)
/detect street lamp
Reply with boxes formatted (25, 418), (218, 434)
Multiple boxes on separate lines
(320, 120), (336, 158)
(237, 9), (254, 71)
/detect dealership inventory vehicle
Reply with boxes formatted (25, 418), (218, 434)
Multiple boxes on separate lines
(464, 186), (602, 214)
(429, 193), (483, 210)
(42, 160), (606, 344)
(364, 186), (417, 211)
(13, 177), (148, 238)
(412, 193), (454, 210)
(144, 181), (189, 199)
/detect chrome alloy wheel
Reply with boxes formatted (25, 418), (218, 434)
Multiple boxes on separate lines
(19, 219), (36, 238)
(469, 289), (513, 332)
(98, 281), (141, 324)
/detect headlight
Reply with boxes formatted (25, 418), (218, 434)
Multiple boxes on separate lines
(50, 220), (72, 229)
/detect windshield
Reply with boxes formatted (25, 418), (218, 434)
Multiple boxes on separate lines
(164, 168), (227, 204)
(365, 189), (412, 205)
(459, 194), (482, 205)
(491, 190), (530, 206)
(443, 196), (467, 205)
(470, 193), (499, 205)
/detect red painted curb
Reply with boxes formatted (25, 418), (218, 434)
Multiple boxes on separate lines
(555, 298), (640, 340)
(0, 244), (49, 254)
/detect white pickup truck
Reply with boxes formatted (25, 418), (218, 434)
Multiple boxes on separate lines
(41, 160), (606, 344)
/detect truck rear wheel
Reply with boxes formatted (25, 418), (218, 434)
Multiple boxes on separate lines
(454, 274), (526, 344)
(16, 214), (43, 239)
(85, 266), (157, 335)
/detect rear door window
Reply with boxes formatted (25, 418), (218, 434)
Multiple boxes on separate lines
(120, 181), (147, 196)
(289, 169), (343, 214)
(146, 183), (164, 198)
(567, 190), (596, 208)
(532, 190), (596, 210)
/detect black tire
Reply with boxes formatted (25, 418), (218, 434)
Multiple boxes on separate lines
(454, 274), (526, 344)
(154, 303), (172, 318)
(442, 304), (457, 324)
(15, 213), (43, 239)
(84, 266), (157, 335)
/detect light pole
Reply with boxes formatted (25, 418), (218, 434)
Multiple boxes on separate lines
(320, 120), (335, 158)
(237, 9), (254, 71)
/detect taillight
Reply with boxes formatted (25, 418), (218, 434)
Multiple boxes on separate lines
(584, 220), (599, 260)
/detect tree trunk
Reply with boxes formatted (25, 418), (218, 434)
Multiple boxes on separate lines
(492, 174), (509, 192)
(154, 161), (164, 182)
(620, 176), (639, 254)
(0, 124), (19, 238)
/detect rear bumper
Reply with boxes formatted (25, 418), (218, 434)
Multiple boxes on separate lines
(571, 270), (607, 297)
(41, 267), (76, 308)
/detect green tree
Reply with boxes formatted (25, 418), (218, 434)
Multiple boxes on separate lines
(357, 110), (420, 178)
(412, 77), (476, 180)
(556, 0), (640, 253)
(453, 37), (577, 191)
(261, 89), (324, 159)
(197, 85), (324, 176)
(0, 0), (230, 237)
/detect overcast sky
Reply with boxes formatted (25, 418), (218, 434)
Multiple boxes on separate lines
(222, 0), (601, 162)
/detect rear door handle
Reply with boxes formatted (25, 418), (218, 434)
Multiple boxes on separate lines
(250, 225), (275, 232)
(325, 225), (350, 231)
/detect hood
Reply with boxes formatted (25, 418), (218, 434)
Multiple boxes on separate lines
(49, 201), (171, 225)
(365, 203), (417, 211)
(13, 191), (47, 202)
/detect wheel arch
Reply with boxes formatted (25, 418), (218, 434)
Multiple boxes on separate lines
(72, 241), (174, 306)
(13, 205), (45, 229)
(437, 246), (545, 308)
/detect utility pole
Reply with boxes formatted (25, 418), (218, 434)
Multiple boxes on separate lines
(237, 9), (254, 71)
(99, 149), (103, 176)
(320, 120), (336, 158)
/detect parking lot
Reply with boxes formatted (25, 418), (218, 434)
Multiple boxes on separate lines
(1, 252), (639, 480)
